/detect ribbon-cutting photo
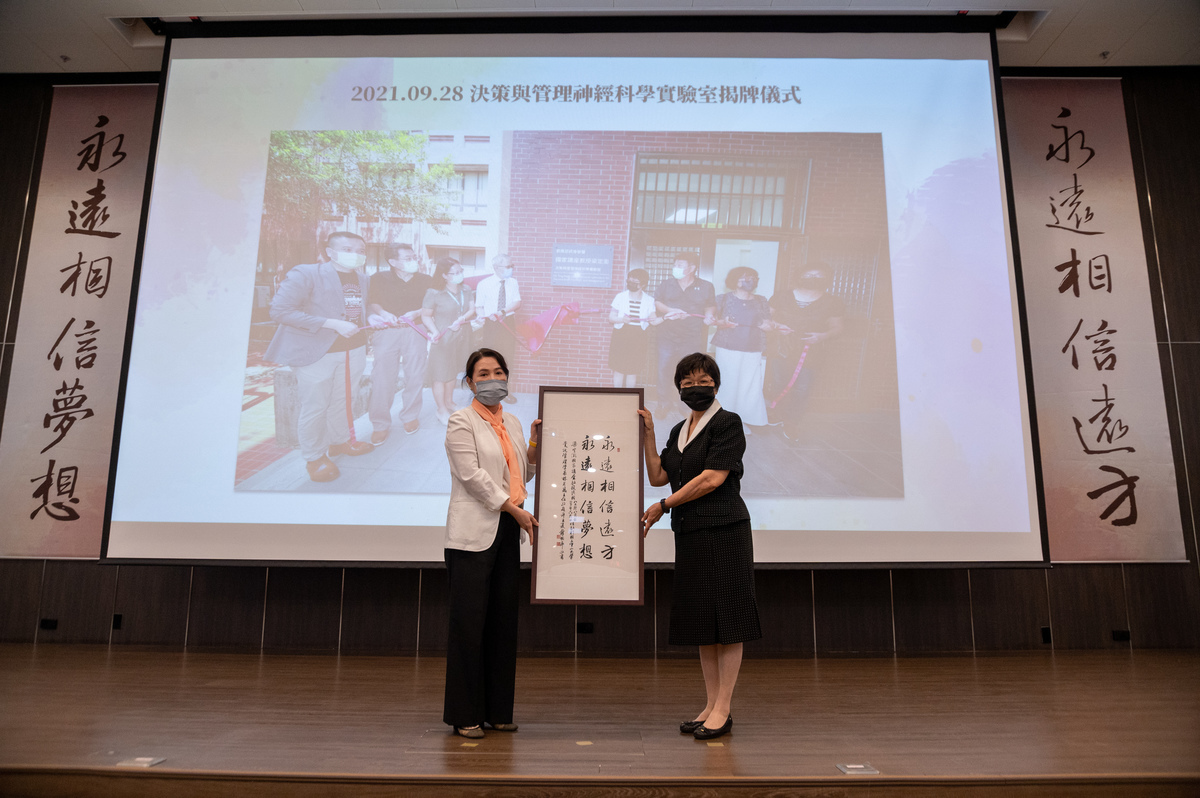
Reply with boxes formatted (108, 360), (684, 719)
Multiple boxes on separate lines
(234, 128), (903, 497)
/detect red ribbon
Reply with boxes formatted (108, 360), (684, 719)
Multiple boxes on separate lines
(358, 316), (432, 341)
(767, 345), (809, 410)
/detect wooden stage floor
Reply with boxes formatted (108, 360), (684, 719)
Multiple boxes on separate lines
(1, 645), (1198, 797)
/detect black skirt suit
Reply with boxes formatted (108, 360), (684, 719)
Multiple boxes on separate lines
(660, 406), (762, 646)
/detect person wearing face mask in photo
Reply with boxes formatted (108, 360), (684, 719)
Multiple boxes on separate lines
(422, 257), (476, 425)
(608, 268), (662, 388)
(474, 254), (522, 402)
(711, 266), (773, 431)
(265, 231), (375, 483)
(443, 348), (540, 740)
(767, 263), (845, 441)
(653, 253), (717, 419)
(638, 352), (761, 741)
(365, 242), (432, 443)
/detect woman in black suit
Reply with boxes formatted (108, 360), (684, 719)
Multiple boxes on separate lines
(639, 352), (762, 740)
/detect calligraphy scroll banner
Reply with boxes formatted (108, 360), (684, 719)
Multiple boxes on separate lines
(1003, 77), (1184, 562)
(532, 387), (644, 604)
(0, 84), (157, 558)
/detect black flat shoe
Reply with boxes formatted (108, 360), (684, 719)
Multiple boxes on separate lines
(679, 719), (704, 734)
(693, 715), (732, 740)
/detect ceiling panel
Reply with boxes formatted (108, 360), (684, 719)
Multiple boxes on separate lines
(612, 0), (695, 8)
(996, 19), (1069, 67)
(296, 0), (384, 10)
(535, 0), (617, 8)
(220, 0), (305, 12)
(1, 2), (131, 73)
(847, 0), (933, 8)
(1038, 23), (1136, 67)
(377, 0), (458, 9)
(454, 0), (540, 9)
(769, 0), (852, 9)
(1067, 0), (1166, 29)
(68, 5), (164, 71)
(0, 27), (65, 74)
(67, 0), (150, 16)
(1106, 1), (1200, 67)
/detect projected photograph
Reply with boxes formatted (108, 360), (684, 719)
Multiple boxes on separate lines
(236, 129), (902, 499)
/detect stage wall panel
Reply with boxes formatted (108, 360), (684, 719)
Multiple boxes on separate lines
(891, 569), (974, 653)
(1125, 563), (1200, 648)
(339, 567), (420, 654)
(0, 559), (44, 643)
(110, 564), (191, 646)
(1045, 564), (1130, 650)
(812, 569), (894, 654)
(186, 566), (267, 649)
(963, 568), (1052, 651)
(262, 566), (343, 652)
(37, 561), (117, 644)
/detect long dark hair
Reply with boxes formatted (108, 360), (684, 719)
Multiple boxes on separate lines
(462, 348), (509, 386)
(432, 256), (461, 289)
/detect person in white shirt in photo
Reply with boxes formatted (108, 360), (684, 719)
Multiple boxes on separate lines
(607, 267), (661, 388)
(474, 254), (522, 402)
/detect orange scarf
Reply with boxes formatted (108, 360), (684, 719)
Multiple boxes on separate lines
(472, 399), (527, 507)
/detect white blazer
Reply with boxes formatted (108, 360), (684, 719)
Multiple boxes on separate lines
(444, 406), (536, 552)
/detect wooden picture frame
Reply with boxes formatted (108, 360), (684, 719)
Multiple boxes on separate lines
(531, 387), (645, 605)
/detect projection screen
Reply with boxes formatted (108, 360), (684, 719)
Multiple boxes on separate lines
(104, 30), (1045, 564)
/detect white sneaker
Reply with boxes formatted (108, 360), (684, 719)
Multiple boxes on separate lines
(437, 408), (450, 425)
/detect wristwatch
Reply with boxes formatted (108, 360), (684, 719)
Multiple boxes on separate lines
(660, 498), (669, 514)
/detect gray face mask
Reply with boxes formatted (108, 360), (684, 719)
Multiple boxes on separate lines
(472, 378), (509, 406)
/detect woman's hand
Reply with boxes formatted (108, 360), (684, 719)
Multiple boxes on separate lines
(641, 501), (664, 537)
(637, 408), (654, 438)
(506, 502), (539, 544)
(529, 418), (542, 444)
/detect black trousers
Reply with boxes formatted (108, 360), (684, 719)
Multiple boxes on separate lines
(479, 319), (516, 370)
(442, 513), (520, 727)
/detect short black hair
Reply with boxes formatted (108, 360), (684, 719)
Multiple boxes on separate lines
(326, 231), (365, 249)
(674, 251), (699, 269)
(384, 242), (415, 260)
(627, 268), (650, 284)
(794, 261), (833, 290)
(463, 348), (509, 385)
(725, 266), (759, 290)
(674, 352), (720, 391)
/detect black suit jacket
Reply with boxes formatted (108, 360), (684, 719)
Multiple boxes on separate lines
(660, 408), (751, 534)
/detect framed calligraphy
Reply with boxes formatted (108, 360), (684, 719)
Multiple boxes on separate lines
(531, 387), (645, 604)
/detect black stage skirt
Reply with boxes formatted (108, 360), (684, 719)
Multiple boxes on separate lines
(608, 324), (648, 374)
(669, 519), (762, 646)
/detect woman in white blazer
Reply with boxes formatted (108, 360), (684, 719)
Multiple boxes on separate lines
(442, 347), (539, 739)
